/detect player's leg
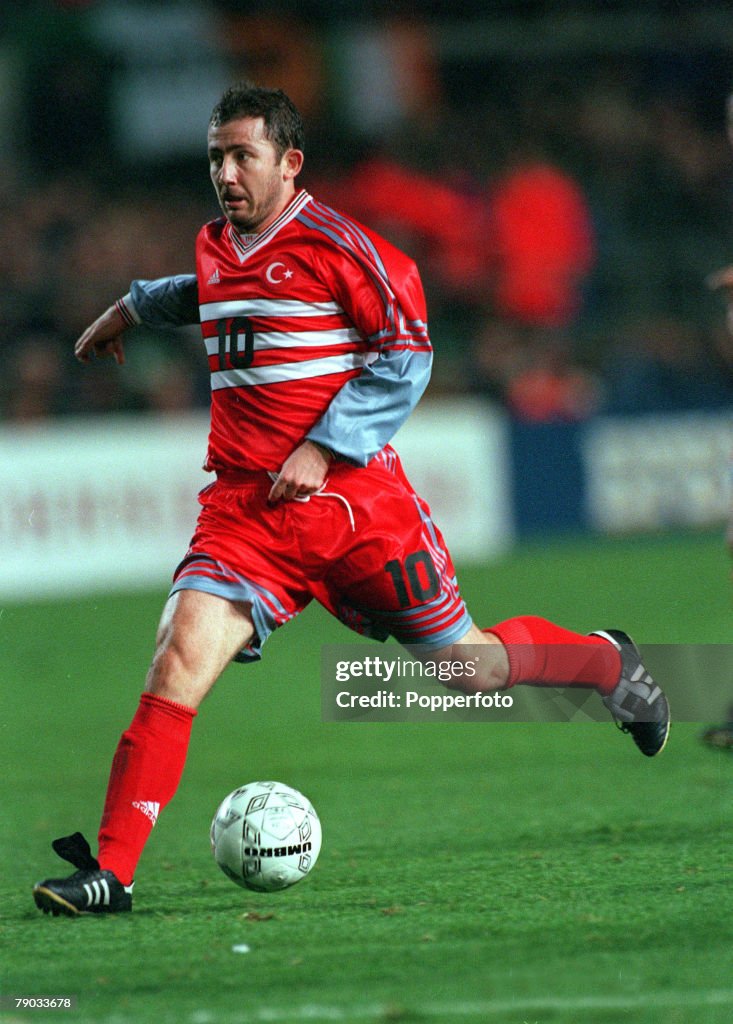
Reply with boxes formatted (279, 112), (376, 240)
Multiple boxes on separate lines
(416, 621), (512, 691)
(96, 589), (256, 879)
(316, 454), (623, 697)
(34, 474), (319, 915)
(409, 617), (669, 758)
(426, 617), (621, 697)
(145, 586), (256, 707)
(99, 483), (317, 880)
(33, 589), (255, 916)
(320, 452), (669, 758)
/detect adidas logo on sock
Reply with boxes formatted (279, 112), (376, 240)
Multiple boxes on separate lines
(132, 800), (160, 825)
(208, 267), (220, 285)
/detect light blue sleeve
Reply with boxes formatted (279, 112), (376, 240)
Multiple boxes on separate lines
(124, 275), (199, 328)
(306, 346), (433, 466)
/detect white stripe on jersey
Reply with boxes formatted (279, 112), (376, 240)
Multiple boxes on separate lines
(211, 352), (375, 390)
(204, 327), (363, 357)
(199, 298), (344, 321)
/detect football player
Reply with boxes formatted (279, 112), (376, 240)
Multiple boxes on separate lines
(33, 83), (670, 917)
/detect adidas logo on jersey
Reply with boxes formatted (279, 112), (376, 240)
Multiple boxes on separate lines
(132, 800), (160, 825)
(208, 267), (221, 285)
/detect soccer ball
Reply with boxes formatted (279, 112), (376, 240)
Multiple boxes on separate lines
(210, 781), (322, 892)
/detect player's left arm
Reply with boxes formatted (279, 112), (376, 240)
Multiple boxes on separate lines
(268, 243), (432, 501)
(267, 439), (334, 503)
(267, 342), (427, 497)
(306, 347), (432, 467)
(305, 248), (433, 466)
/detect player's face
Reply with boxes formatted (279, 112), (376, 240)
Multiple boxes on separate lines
(207, 117), (303, 234)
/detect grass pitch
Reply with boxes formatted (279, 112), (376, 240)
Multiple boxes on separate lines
(1, 530), (732, 1024)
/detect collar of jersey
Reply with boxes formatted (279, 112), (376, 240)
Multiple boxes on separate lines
(226, 190), (312, 263)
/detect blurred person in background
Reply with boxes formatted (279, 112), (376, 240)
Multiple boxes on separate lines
(486, 154), (596, 330)
(1, 332), (66, 422)
(700, 90), (733, 752)
(468, 150), (600, 422)
(471, 319), (600, 422)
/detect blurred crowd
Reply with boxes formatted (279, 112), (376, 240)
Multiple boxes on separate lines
(3, 0), (733, 424)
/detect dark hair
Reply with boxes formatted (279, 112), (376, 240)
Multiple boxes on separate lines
(209, 82), (305, 159)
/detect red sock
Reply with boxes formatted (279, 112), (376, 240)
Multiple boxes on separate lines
(485, 616), (621, 694)
(97, 692), (197, 885)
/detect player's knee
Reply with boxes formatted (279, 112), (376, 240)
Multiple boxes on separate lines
(146, 631), (202, 704)
(441, 649), (510, 694)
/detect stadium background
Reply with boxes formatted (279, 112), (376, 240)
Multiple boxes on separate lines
(2, 3), (732, 1024)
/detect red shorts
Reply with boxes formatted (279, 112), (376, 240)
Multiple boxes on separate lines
(171, 446), (471, 662)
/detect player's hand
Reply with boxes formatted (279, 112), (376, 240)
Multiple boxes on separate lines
(706, 266), (733, 336)
(268, 441), (333, 504)
(74, 305), (128, 365)
(706, 265), (733, 292)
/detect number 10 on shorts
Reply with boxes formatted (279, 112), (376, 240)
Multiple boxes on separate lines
(384, 550), (440, 608)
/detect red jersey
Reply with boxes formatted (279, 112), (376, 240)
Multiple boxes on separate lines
(195, 189), (432, 473)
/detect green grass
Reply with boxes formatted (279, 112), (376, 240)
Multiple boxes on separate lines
(1, 530), (732, 1024)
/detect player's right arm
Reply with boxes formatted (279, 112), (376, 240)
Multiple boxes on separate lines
(74, 274), (199, 364)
